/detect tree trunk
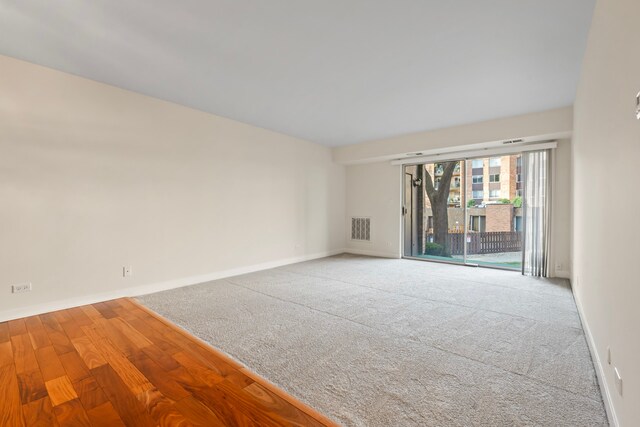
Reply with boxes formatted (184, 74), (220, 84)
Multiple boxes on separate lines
(423, 162), (457, 257)
(415, 165), (425, 255)
(432, 199), (450, 255)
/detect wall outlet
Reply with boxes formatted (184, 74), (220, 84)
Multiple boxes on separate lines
(12, 282), (32, 294)
(123, 266), (133, 277)
(555, 262), (563, 271)
(614, 367), (623, 396)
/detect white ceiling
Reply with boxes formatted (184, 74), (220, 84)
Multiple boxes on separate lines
(0, 1), (594, 146)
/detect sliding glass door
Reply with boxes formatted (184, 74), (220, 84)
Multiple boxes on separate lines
(464, 154), (523, 270)
(403, 160), (466, 264)
(402, 154), (524, 271)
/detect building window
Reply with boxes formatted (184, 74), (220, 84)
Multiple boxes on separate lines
(516, 156), (522, 167)
(471, 159), (483, 168)
(472, 190), (483, 199)
(516, 189), (523, 197)
(489, 157), (501, 167)
(469, 215), (486, 232)
(489, 189), (500, 198)
(489, 174), (500, 182)
(472, 175), (483, 184)
(516, 173), (522, 183)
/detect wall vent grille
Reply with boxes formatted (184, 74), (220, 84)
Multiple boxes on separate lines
(351, 217), (371, 241)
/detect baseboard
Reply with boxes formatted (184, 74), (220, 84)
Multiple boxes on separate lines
(0, 249), (345, 322)
(343, 247), (401, 259)
(572, 284), (619, 427)
(554, 269), (571, 279)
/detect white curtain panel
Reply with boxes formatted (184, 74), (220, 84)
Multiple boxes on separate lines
(522, 149), (551, 277)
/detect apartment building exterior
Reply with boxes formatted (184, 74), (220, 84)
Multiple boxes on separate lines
(424, 154), (523, 233)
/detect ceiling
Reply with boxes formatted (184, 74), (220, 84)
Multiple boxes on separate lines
(0, 1), (595, 146)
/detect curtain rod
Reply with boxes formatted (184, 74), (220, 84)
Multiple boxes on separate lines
(390, 141), (557, 166)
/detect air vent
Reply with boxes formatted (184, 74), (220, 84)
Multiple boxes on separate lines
(351, 217), (371, 241)
(502, 139), (523, 145)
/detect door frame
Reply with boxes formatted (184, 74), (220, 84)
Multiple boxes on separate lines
(401, 154), (524, 273)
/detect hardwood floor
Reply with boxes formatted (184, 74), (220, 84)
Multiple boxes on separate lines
(0, 298), (337, 426)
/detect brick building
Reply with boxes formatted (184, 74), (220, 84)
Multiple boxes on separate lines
(424, 154), (523, 233)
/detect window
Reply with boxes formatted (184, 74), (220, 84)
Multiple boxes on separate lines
(489, 157), (501, 167)
(472, 190), (483, 199)
(489, 189), (500, 198)
(471, 159), (483, 168)
(516, 189), (523, 197)
(469, 215), (486, 232)
(472, 175), (483, 184)
(489, 174), (500, 182)
(516, 173), (522, 183)
(516, 156), (522, 167)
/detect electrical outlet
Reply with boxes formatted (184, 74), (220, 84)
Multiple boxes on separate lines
(11, 283), (32, 294)
(555, 262), (563, 271)
(123, 266), (133, 277)
(614, 367), (623, 396)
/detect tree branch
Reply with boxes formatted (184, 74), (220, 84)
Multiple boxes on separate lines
(436, 162), (458, 197)
(423, 165), (437, 200)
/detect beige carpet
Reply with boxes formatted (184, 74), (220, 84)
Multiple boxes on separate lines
(138, 254), (607, 426)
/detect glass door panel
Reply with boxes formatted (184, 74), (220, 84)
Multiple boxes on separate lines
(402, 160), (466, 264)
(464, 154), (523, 270)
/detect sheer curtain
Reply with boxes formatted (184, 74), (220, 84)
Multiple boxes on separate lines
(522, 149), (551, 277)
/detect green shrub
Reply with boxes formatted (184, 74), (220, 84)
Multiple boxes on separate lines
(425, 242), (444, 256)
(467, 199), (476, 208)
(499, 198), (511, 204)
(512, 196), (522, 208)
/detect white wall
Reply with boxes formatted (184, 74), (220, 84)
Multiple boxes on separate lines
(0, 55), (346, 320)
(572, 0), (640, 424)
(346, 162), (402, 258)
(334, 107), (573, 164)
(343, 114), (573, 278)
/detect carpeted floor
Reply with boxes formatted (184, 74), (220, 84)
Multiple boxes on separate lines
(137, 254), (607, 426)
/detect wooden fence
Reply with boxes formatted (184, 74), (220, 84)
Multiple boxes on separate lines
(426, 231), (522, 255)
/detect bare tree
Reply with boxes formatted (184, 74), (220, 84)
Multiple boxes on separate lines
(423, 162), (457, 257)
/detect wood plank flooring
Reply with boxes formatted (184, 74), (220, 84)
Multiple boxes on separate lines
(0, 298), (337, 426)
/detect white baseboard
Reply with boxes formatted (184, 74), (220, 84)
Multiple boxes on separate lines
(554, 269), (571, 279)
(343, 247), (401, 259)
(572, 284), (619, 427)
(0, 249), (345, 322)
